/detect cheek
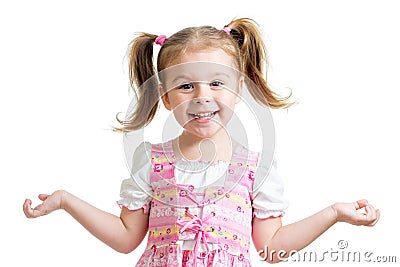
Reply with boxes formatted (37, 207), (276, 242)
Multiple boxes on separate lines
(216, 94), (237, 111)
(170, 99), (191, 126)
(214, 98), (236, 125)
(167, 92), (189, 108)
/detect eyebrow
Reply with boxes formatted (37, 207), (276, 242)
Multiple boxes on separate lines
(171, 75), (191, 84)
(170, 72), (232, 84)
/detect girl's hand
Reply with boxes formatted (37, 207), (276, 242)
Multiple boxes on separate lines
(23, 190), (65, 218)
(332, 199), (380, 226)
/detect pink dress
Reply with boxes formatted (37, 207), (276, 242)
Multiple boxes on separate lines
(118, 139), (287, 266)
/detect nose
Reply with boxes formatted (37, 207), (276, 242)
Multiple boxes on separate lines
(192, 83), (212, 104)
(192, 97), (212, 104)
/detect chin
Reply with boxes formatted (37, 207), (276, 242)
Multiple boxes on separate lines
(184, 124), (224, 140)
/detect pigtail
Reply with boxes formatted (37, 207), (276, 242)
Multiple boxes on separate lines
(114, 33), (160, 132)
(227, 18), (294, 109)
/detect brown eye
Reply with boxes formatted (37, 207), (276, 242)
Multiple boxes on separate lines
(178, 83), (194, 90)
(210, 80), (224, 88)
(178, 83), (194, 92)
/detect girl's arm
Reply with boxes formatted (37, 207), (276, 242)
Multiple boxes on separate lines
(252, 199), (380, 264)
(23, 190), (149, 254)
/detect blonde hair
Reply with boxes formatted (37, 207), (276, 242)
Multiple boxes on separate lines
(115, 18), (294, 132)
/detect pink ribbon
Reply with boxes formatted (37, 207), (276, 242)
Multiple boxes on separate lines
(155, 35), (167, 46)
(177, 211), (211, 262)
(222, 26), (231, 35)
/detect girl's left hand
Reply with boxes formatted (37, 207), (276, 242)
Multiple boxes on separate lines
(332, 199), (380, 226)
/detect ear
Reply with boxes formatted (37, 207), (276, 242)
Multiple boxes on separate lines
(235, 76), (244, 104)
(159, 85), (172, 111)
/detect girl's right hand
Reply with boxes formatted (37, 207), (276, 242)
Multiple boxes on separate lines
(23, 190), (64, 218)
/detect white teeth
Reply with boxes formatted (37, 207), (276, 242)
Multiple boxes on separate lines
(190, 111), (216, 118)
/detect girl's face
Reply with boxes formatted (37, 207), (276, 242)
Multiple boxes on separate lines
(160, 49), (243, 139)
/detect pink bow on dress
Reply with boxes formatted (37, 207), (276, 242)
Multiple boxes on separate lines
(177, 211), (212, 263)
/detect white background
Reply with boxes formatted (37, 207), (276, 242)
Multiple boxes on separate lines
(1, 0), (399, 266)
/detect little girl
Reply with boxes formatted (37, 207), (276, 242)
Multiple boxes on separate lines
(23, 18), (379, 266)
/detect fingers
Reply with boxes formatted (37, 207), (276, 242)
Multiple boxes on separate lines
(373, 209), (381, 226)
(23, 198), (41, 219)
(23, 199), (32, 218)
(354, 199), (368, 209)
(342, 200), (379, 227)
(365, 204), (380, 226)
(38, 194), (49, 201)
(23, 196), (49, 219)
(354, 202), (380, 226)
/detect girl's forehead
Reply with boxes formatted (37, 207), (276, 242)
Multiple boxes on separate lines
(175, 49), (236, 67)
(161, 50), (239, 82)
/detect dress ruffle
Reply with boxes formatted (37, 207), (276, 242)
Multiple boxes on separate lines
(253, 209), (285, 219)
(117, 199), (150, 214)
(135, 244), (252, 267)
(117, 178), (152, 214)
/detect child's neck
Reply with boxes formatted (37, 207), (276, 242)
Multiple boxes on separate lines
(173, 130), (233, 163)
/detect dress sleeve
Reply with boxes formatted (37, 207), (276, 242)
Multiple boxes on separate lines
(117, 141), (153, 214)
(252, 157), (289, 219)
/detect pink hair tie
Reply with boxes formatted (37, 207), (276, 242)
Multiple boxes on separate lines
(155, 35), (167, 46)
(222, 26), (231, 35)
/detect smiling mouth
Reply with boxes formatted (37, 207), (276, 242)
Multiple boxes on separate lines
(188, 111), (218, 120)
